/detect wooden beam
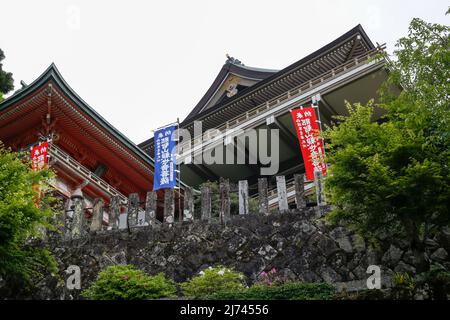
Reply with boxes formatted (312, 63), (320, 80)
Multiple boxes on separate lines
(345, 35), (361, 61)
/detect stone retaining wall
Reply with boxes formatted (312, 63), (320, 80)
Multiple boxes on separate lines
(27, 207), (450, 299)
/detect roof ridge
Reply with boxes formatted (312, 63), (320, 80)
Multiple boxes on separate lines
(179, 24), (374, 126)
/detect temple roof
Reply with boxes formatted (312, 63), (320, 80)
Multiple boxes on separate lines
(139, 24), (376, 153)
(0, 63), (154, 168)
(181, 24), (374, 126)
(0, 64), (192, 195)
(183, 55), (278, 122)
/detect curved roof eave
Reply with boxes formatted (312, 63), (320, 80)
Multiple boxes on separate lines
(180, 24), (375, 127)
(139, 24), (375, 151)
(182, 61), (278, 123)
(0, 63), (155, 168)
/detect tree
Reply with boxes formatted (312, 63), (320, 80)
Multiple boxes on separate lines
(0, 48), (14, 101)
(0, 142), (58, 296)
(324, 14), (449, 273)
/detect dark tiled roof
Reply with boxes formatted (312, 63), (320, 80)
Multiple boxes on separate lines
(139, 24), (375, 153)
(183, 60), (278, 122)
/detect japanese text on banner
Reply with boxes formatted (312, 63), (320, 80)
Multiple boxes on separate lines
(153, 125), (177, 190)
(30, 141), (49, 207)
(30, 141), (49, 171)
(290, 107), (327, 181)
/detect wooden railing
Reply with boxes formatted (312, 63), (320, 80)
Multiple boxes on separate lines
(50, 144), (128, 202)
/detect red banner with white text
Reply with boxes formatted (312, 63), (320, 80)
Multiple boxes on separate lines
(291, 107), (327, 181)
(30, 141), (49, 171)
(30, 141), (49, 207)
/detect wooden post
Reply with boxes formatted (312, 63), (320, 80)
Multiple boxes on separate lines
(258, 178), (269, 215)
(238, 180), (249, 215)
(220, 179), (231, 224)
(201, 185), (211, 221)
(276, 176), (289, 213)
(70, 189), (85, 239)
(90, 198), (104, 232)
(127, 193), (139, 229)
(183, 187), (194, 222)
(164, 189), (175, 223)
(145, 191), (157, 226)
(109, 196), (121, 230)
(294, 174), (307, 209)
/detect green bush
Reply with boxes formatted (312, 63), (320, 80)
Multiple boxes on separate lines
(0, 142), (59, 297)
(208, 282), (336, 300)
(82, 265), (176, 300)
(181, 265), (245, 299)
(391, 272), (416, 300)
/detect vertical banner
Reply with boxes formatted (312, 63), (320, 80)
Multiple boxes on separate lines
(30, 141), (49, 171)
(153, 125), (177, 191)
(291, 107), (327, 181)
(30, 141), (49, 207)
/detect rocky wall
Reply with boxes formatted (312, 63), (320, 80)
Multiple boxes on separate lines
(27, 207), (450, 299)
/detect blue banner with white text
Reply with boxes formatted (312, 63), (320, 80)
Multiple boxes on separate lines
(153, 125), (177, 190)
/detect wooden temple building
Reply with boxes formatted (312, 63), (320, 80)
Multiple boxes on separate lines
(0, 64), (161, 223)
(139, 24), (388, 207)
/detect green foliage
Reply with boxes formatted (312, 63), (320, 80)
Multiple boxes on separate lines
(208, 282), (335, 300)
(181, 265), (245, 299)
(82, 265), (176, 300)
(324, 13), (450, 272)
(0, 48), (14, 95)
(0, 141), (58, 294)
(392, 272), (416, 299)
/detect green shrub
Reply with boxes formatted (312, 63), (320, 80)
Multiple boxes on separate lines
(208, 282), (336, 300)
(181, 265), (245, 299)
(82, 265), (176, 300)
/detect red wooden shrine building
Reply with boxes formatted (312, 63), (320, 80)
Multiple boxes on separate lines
(0, 64), (158, 215)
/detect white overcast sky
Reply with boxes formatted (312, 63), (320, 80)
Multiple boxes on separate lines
(1, 0), (448, 144)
